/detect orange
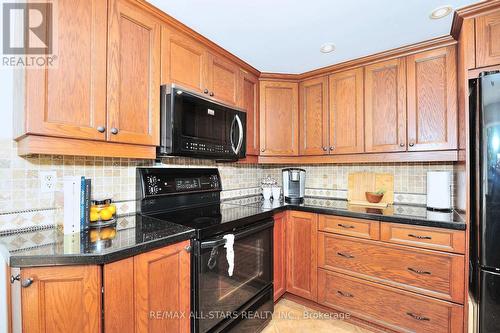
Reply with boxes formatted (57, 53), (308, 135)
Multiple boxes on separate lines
(90, 211), (99, 222)
(99, 208), (113, 221)
(107, 204), (116, 215)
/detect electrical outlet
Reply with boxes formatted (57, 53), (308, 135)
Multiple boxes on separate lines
(40, 171), (57, 193)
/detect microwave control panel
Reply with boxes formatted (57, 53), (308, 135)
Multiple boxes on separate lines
(182, 139), (232, 155)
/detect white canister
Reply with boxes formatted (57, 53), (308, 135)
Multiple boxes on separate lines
(263, 187), (272, 201)
(272, 187), (281, 201)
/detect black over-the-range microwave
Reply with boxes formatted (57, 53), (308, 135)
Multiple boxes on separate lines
(158, 84), (247, 161)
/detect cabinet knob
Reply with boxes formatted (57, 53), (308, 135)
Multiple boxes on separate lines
(21, 278), (34, 288)
(185, 245), (192, 253)
(261, 148), (265, 152)
(97, 126), (106, 133)
(399, 143), (405, 147)
(203, 89), (209, 94)
(10, 274), (20, 284)
(209, 92), (214, 97)
(409, 142), (415, 147)
(322, 146), (328, 151)
(329, 146), (335, 151)
(111, 128), (119, 135)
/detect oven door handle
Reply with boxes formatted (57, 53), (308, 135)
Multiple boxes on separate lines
(200, 220), (274, 249)
(230, 114), (244, 155)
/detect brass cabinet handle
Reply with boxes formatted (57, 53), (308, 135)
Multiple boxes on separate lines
(408, 267), (431, 275)
(337, 223), (355, 229)
(111, 128), (119, 135)
(337, 252), (355, 259)
(406, 312), (430, 321)
(21, 278), (34, 288)
(97, 126), (105, 133)
(408, 234), (432, 240)
(337, 290), (353, 298)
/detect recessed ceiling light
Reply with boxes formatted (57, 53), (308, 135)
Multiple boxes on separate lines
(429, 5), (453, 19)
(320, 43), (335, 54)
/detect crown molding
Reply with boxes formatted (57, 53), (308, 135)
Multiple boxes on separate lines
(451, 0), (500, 39)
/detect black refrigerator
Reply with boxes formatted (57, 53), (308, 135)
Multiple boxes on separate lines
(470, 71), (500, 333)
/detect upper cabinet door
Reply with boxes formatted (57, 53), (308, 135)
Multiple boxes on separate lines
(24, 0), (107, 141)
(407, 46), (457, 151)
(238, 70), (260, 155)
(107, 0), (161, 146)
(476, 12), (500, 67)
(364, 58), (407, 153)
(207, 53), (240, 106)
(259, 81), (299, 156)
(161, 27), (208, 93)
(329, 68), (364, 154)
(299, 77), (329, 155)
(21, 265), (101, 333)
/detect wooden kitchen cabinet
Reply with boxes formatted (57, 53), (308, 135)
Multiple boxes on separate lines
(259, 81), (299, 156)
(273, 212), (287, 301)
(161, 27), (208, 93)
(329, 68), (365, 154)
(364, 58), (407, 153)
(207, 53), (240, 106)
(107, 0), (161, 146)
(286, 211), (318, 301)
(16, 0), (107, 141)
(20, 265), (101, 333)
(406, 46), (457, 151)
(238, 70), (260, 155)
(104, 240), (191, 333)
(476, 11), (500, 67)
(299, 76), (329, 155)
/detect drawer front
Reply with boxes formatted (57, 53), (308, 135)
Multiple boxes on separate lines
(380, 223), (465, 254)
(318, 233), (464, 303)
(318, 215), (380, 240)
(318, 269), (463, 333)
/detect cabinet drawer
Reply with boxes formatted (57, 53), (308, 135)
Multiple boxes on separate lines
(318, 269), (463, 333)
(318, 215), (379, 240)
(318, 233), (465, 303)
(380, 223), (465, 254)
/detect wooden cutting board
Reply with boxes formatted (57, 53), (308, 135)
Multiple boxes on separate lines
(347, 172), (394, 204)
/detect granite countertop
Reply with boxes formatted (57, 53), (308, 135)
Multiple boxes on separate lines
(0, 214), (195, 267)
(1, 196), (466, 268)
(223, 196), (466, 231)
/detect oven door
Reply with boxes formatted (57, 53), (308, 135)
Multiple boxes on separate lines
(194, 220), (273, 333)
(162, 85), (246, 159)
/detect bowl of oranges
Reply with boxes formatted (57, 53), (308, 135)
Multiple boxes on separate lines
(89, 198), (117, 226)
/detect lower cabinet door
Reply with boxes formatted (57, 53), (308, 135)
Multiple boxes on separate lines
(318, 269), (463, 333)
(134, 240), (191, 333)
(286, 211), (318, 301)
(21, 265), (101, 333)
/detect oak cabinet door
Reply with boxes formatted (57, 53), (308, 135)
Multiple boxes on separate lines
(299, 77), (329, 155)
(476, 12), (500, 67)
(259, 81), (299, 156)
(161, 27), (208, 93)
(135, 240), (191, 333)
(207, 53), (240, 106)
(21, 266), (101, 333)
(364, 58), (407, 153)
(407, 46), (457, 151)
(22, 0), (107, 141)
(286, 211), (318, 302)
(274, 212), (287, 301)
(329, 68), (364, 154)
(239, 70), (260, 155)
(107, 0), (161, 146)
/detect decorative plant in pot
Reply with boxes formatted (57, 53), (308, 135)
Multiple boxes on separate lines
(365, 189), (385, 203)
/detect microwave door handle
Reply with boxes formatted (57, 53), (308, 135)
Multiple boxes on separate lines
(230, 116), (237, 154)
(234, 114), (244, 154)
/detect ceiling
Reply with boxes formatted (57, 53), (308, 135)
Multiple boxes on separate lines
(147, 0), (479, 74)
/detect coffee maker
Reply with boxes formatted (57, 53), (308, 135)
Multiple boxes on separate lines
(282, 168), (306, 203)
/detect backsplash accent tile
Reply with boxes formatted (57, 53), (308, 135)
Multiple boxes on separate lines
(0, 138), (458, 231)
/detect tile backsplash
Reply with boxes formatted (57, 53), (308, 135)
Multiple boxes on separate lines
(0, 138), (460, 233)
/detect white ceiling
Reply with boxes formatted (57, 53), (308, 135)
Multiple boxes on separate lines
(147, 0), (479, 74)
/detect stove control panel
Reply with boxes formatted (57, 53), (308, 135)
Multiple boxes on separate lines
(138, 168), (221, 198)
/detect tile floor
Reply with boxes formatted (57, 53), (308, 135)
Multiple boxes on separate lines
(261, 298), (372, 333)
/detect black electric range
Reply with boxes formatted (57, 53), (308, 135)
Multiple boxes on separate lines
(137, 167), (274, 333)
